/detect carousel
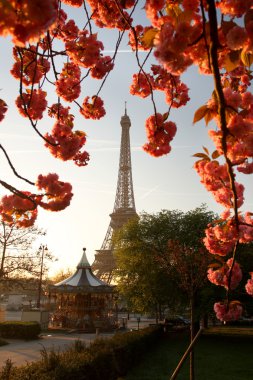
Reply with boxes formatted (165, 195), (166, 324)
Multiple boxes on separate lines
(48, 248), (116, 331)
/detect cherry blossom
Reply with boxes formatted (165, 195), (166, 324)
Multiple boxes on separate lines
(80, 96), (106, 120)
(245, 273), (253, 296)
(66, 30), (104, 68)
(0, 99), (7, 122)
(208, 258), (242, 290)
(0, 0), (58, 46)
(36, 173), (73, 211)
(16, 89), (47, 120)
(214, 301), (243, 322)
(45, 103), (89, 166)
(11, 46), (50, 86)
(143, 113), (177, 157)
(0, 193), (37, 228)
(56, 62), (81, 102)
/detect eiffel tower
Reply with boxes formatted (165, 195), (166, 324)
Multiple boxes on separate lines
(92, 106), (138, 283)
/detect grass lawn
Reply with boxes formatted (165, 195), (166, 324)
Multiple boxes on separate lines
(123, 329), (253, 380)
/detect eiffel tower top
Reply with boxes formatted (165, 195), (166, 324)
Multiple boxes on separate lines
(113, 103), (135, 212)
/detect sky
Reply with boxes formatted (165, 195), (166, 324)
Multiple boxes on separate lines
(0, 3), (252, 277)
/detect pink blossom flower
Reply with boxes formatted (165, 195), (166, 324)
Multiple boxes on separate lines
(245, 273), (253, 296)
(226, 26), (248, 50)
(208, 259), (242, 290)
(214, 301), (243, 322)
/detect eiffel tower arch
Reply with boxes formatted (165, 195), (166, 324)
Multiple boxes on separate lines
(92, 107), (138, 283)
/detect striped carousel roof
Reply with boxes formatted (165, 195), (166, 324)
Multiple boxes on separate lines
(52, 248), (113, 293)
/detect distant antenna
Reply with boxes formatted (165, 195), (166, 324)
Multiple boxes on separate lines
(124, 101), (127, 115)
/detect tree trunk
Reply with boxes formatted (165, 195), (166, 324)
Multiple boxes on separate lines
(155, 304), (159, 324)
(190, 295), (196, 380)
(158, 303), (162, 321)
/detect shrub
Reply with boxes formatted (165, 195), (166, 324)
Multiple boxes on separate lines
(0, 321), (41, 340)
(5, 325), (162, 380)
(0, 338), (8, 346)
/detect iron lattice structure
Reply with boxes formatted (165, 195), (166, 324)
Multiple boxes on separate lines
(92, 109), (138, 283)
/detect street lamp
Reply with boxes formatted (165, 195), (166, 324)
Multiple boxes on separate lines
(37, 244), (48, 309)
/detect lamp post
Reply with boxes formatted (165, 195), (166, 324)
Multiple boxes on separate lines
(37, 244), (48, 309)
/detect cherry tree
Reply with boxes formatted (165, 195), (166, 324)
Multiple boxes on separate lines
(0, 0), (253, 322)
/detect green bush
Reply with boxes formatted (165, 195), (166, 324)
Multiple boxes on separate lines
(0, 338), (8, 346)
(5, 326), (162, 380)
(0, 321), (41, 340)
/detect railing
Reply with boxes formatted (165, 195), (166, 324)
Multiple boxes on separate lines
(169, 328), (203, 380)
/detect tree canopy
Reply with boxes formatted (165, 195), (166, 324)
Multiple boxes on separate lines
(114, 205), (217, 317)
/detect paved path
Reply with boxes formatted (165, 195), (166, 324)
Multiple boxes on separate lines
(0, 319), (154, 369)
(0, 332), (111, 368)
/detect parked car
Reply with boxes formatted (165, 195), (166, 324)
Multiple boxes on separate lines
(164, 315), (190, 328)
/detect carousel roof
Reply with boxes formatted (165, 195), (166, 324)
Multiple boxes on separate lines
(51, 248), (114, 293)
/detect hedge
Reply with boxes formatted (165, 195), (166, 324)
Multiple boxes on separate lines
(0, 326), (163, 380)
(0, 321), (41, 340)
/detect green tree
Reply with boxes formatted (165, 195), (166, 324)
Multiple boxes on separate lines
(114, 214), (176, 321)
(114, 205), (217, 380)
(114, 205), (217, 321)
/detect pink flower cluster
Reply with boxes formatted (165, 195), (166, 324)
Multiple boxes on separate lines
(61, 0), (84, 7)
(194, 160), (244, 209)
(45, 104), (90, 166)
(0, 192), (37, 228)
(207, 87), (253, 170)
(204, 212), (253, 256)
(208, 258), (242, 290)
(0, 0), (58, 46)
(56, 62), (81, 102)
(11, 46), (50, 86)
(217, 0), (252, 17)
(36, 173), (73, 211)
(86, 0), (134, 30)
(245, 273), (253, 296)
(0, 99), (7, 122)
(214, 301), (243, 322)
(80, 96), (106, 120)
(130, 65), (189, 110)
(90, 56), (114, 79)
(51, 9), (79, 42)
(143, 113), (177, 157)
(154, 20), (195, 76)
(66, 30), (104, 68)
(0, 173), (73, 227)
(16, 89), (47, 120)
